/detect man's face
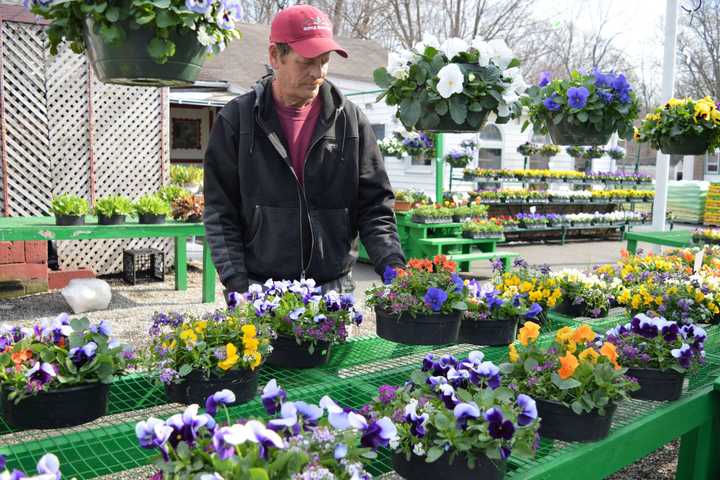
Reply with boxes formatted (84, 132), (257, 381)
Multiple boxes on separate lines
(270, 44), (330, 104)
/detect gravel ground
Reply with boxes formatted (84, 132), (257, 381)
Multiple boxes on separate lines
(0, 242), (682, 479)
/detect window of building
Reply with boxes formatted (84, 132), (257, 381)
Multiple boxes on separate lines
(477, 148), (502, 169)
(371, 123), (386, 140)
(531, 132), (550, 144)
(480, 124), (502, 142)
(477, 125), (503, 169)
(706, 152), (719, 174)
(410, 153), (432, 166)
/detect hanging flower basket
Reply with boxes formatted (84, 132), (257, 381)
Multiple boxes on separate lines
(546, 119), (613, 146)
(266, 334), (332, 369)
(659, 134), (712, 155)
(2, 383), (109, 429)
(374, 36), (525, 132)
(165, 369), (258, 405)
(392, 451), (505, 480)
(83, 19), (207, 87)
(375, 308), (461, 345)
(625, 367), (685, 401)
(27, 0), (241, 87)
(536, 398), (616, 442)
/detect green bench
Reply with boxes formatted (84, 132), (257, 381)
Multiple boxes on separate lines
(447, 250), (519, 272)
(415, 236), (515, 272)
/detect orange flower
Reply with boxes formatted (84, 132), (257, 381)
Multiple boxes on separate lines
(600, 342), (621, 369)
(396, 268), (407, 278)
(12, 349), (33, 371)
(432, 255), (457, 273)
(518, 321), (541, 346)
(578, 347), (600, 364)
(558, 352), (579, 379)
(573, 324), (596, 344)
(408, 258), (433, 272)
(620, 249), (629, 258)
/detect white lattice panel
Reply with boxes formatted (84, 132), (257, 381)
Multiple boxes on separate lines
(1, 20), (173, 275)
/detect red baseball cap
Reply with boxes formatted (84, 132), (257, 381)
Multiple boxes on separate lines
(270, 5), (348, 59)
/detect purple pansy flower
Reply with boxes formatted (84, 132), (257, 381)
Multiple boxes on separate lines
(383, 265), (397, 285)
(261, 379), (287, 415)
(538, 71), (551, 87)
(567, 86), (589, 109)
(360, 417), (397, 450)
(404, 399), (429, 437)
(525, 303), (542, 319)
(516, 394), (537, 427)
(453, 401), (480, 429)
(424, 287), (448, 312)
(543, 93), (561, 112)
(485, 407), (515, 440)
(205, 389), (236, 416)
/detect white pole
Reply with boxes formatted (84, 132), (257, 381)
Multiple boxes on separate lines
(652, 0), (679, 234)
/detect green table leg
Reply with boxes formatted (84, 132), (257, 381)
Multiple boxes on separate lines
(627, 239), (638, 255)
(202, 239), (216, 303)
(175, 236), (187, 291)
(459, 244), (470, 272)
(676, 411), (720, 480)
(502, 255), (513, 272)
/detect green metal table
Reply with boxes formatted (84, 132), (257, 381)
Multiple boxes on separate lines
(624, 229), (692, 255)
(0, 216), (216, 303)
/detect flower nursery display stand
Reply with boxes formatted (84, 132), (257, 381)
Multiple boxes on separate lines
(1, 320), (719, 479)
(0, 216), (216, 303)
(624, 230), (693, 255)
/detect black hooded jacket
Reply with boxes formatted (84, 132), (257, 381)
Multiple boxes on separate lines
(203, 76), (405, 292)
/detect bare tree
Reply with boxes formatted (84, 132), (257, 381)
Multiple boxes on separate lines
(676, 0), (720, 98)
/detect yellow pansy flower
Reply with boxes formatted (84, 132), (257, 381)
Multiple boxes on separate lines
(162, 339), (177, 350)
(578, 347), (600, 364)
(249, 352), (262, 369)
(509, 343), (519, 363)
(518, 321), (541, 346)
(555, 326), (575, 344)
(194, 321), (208, 334)
(241, 324), (257, 338)
(695, 290), (705, 303)
(243, 337), (260, 354)
(180, 328), (198, 345)
(218, 343), (239, 370)
(520, 281), (533, 293)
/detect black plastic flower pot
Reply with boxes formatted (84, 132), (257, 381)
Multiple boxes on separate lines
(266, 334), (331, 369)
(83, 18), (208, 87)
(461, 231), (503, 240)
(410, 215), (453, 224)
(165, 369), (258, 406)
(458, 316), (519, 346)
(552, 298), (585, 318)
(392, 451), (506, 480)
(54, 214), (85, 226)
(2, 383), (109, 429)
(546, 119), (613, 146)
(659, 134), (711, 155)
(375, 308), (461, 345)
(185, 214), (203, 223)
(138, 213), (167, 224)
(536, 398), (616, 442)
(625, 367), (685, 401)
(97, 214), (126, 225)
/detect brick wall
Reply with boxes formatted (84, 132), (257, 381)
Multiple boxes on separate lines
(0, 240), (48, 299)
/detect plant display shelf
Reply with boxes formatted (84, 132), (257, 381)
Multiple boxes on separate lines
(0, 216), (216, 303)
(624, 230), (693, 255)
(458, 174), (655, 188)
(703, 183), (720, 226)
(2, 321), (718, 480)
(502, 224), (630, 246)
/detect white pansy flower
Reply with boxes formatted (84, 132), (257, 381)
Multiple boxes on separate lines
(471, 37), (493, 67)
(197, 25), (213, 46)
(440, 37), (469, 61)
(414, 33), (440, 52)
(387, 52), (410, 80)
(413, 443), (426, 456)
(436, 64), (464, 99)
(488, 38), (514, 69)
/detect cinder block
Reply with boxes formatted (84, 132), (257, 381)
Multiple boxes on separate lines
(24, 241), (47, 264)
(0, 263), (48, 282)
(48, 268), (95, 290)
(0, 242), (25, 265)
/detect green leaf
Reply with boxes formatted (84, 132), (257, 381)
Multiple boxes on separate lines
(152, 0), (171, 7)
(449, 95), (468, 125)
(426, 447), (444, 463)
(148, 37), (169, 61)
(577, 111), (589, 122)
(418, 112), (440, 130)
(105, 6), (120, 22)
(155, 10), (178, 28)
(135, 12), (156, 25)
(178, 364), (192, 377)
(434, 101), (449, 116)
(468, 102), (484, 112)
(70, 317), (90, 333)
(523, 357), (538, 373)
(399, 98), (422, 129)
(249, 468), (269, 480)
(410, 369), (427, 386)
(373, 68), (393, 89)
(430, 54), (445, 74)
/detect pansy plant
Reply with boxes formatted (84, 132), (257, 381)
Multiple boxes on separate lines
(606, 314), (706, 373)
(0, 452), (63, 480)
(500, 322), (639, 415)
(145, 308), (273, 386)
(465, 279), (542, 323)
(240, 279), (363, 354)
(137, 380), (395, 479)
(522, 68), (639, 139)
(366, 255), (468, 317)
(0, 314), (134, 403)
(364, 351), (539, 468)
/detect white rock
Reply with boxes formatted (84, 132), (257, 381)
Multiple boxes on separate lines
(61, 278), (112, 314)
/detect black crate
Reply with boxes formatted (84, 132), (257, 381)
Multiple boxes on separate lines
(123, 248), (165, 285)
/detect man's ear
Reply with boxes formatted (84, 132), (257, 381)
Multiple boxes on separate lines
(268, 43), (281, 70)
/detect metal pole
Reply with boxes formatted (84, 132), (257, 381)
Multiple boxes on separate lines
(435, 133), (444, 204)
(652, 0), (679, 234)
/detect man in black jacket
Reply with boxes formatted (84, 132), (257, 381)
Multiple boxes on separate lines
(203, 4), (405, 295)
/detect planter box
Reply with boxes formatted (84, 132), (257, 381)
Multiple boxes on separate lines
(2, 383), (109, 429)
(266, 334), (331, 369)
(411, 216), (453, 224)
(458, 316), (519, 346)
(166, 369), (258, 405)
(536, 398), (616, 442)
(375, 308), (461, 345)
(393, 451), (505, 480)
(453, 215), (474, 223)
(626, 367), (686, 401)
(520, 223), (548, 229)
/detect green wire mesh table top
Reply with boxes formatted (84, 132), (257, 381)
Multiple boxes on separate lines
(1, 323), (719, 479)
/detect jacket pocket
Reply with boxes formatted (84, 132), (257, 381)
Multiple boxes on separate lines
(245, 206), (301, 279)
(307, 208), (352, 282)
